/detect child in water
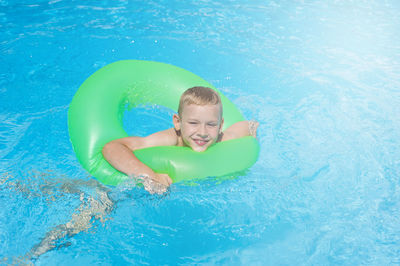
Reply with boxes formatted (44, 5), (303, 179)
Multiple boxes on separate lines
(12, 87), (257, 261)
(102, 86), (259, 189)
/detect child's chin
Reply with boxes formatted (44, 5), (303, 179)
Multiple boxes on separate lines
(190, 145), (208, 152)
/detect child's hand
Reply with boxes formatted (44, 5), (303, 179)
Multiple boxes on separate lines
(153, 173), (173, 187)
(142, 173), (171, 195)
(129, 173), (172, 194)
(132, 173), (171, 195)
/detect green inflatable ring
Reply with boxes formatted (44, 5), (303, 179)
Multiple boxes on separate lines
(68, 60), (259, 186)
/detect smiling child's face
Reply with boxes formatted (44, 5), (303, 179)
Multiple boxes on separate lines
(173, 103), (223, 152)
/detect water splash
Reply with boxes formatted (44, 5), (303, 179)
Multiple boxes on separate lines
(122, 174), (169, 195)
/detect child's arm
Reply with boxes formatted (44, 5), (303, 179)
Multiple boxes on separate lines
(221, 120), (259, 141)
(102, 128), (177, 186)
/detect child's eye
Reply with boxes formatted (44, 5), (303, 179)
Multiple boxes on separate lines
(207, 123), (217, 127)
(188, 121), (198, 125)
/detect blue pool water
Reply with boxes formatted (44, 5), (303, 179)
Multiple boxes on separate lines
(1, 0), (400, 264)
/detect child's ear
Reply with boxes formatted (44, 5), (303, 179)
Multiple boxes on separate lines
(219, 117), (224, 132)
(173, 114), (181, 130)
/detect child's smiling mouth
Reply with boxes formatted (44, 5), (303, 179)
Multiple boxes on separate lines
(193, 138), (209, 146)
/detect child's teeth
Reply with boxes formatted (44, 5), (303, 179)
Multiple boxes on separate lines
(195, 139), (206, 145)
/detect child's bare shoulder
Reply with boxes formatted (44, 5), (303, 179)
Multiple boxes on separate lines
(144, 128), (178, 147)
(222, 120), (259, 141)
(111, 128), (178, 151)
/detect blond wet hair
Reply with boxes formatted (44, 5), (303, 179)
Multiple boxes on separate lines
(178, 86), (222, 117)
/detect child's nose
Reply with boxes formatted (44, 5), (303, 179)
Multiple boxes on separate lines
(198, 125), (208, 137)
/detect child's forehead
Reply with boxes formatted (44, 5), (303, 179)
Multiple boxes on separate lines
(181, 103), (222, 117)
(181, 103), (221, 112)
